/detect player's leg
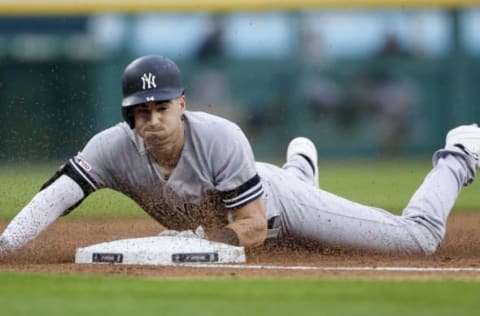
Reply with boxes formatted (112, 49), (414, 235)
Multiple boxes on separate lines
(280, 124), (479, 255)
(282, 137), (319, 188)
(400, 124), (479, 247)
(281, 153), (471, 254)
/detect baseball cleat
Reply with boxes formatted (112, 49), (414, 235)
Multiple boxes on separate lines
(446, 123), (480, 168)
(287, 137), (319, 187)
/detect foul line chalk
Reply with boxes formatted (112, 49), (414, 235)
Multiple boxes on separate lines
(180, 264), (480, 273)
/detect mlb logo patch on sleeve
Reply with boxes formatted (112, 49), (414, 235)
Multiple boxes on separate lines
(74, 157), (92, 172)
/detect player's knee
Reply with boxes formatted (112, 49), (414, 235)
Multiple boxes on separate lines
(410, 230), (443, 256)
(419, 241), (439, 256)
(403, 215), (445, 255)
(396, 239), (438, 256)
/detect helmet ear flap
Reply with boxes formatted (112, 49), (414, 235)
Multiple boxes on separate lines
(122, 107), (135, 129)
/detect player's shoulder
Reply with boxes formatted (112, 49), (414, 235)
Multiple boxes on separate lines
(184, 111), (243, 137)
(183, 111), (251, 158)
(86, 122), (135, 150)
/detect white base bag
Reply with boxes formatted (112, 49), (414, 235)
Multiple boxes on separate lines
(75, 236), (246, 266)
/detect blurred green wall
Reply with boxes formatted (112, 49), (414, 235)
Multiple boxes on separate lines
(1, 53), (478, 161)
(0, 58), (97, 161)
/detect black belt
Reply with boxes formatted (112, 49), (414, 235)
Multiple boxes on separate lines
(266, 216), (280, 239)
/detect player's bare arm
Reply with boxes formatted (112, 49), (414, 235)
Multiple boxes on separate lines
(212, 197), (267, 247)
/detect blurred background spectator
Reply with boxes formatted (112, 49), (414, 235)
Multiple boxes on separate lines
(195, 14), (226, 61)
(0, 5), (479, 161)
(375, 33), (414, 59)
(349, 70), (417, 157)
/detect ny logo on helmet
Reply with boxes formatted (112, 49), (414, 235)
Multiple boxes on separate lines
(141, 73), (157, 90)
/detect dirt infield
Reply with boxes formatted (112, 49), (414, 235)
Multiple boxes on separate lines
(1, 213), (479, 279)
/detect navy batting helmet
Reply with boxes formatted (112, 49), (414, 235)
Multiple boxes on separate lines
(121, 55), (184, 128)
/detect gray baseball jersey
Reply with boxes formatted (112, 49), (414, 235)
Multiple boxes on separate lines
(56, 110), (476, 254)
(64, 111), (276, 231)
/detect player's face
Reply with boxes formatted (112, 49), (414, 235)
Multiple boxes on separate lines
(133, 96), (186, 148)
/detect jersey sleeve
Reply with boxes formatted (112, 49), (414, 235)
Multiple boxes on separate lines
(40, 158), (99, 208)
(213, 123), (263, 209)
(72, 129), (118, 189)
(40, 127), (119, 214)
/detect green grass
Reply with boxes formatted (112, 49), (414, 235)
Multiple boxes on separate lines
(0, 163), (145, 219)
(1, 164), (479, 315)
(1, 272), (479, 316)
(0, 159), (479, 219)
(319, 159), (480, 213)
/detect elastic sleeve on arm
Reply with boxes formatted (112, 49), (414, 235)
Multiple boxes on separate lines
(0, 175), (84, 255)
(40, 158), (99, 214)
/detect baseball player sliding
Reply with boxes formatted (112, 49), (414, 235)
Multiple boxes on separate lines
(1, 55), (479, 256)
